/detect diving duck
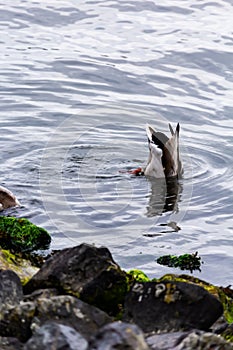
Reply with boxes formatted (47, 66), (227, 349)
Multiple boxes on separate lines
(144, 123), (182, 178)
(131, 123), (182, 179)
(0, 185), (21, 210)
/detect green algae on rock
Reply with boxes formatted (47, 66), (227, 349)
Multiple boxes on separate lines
(157, 252), (202, 272)
(0, 216), (51, 252)
(127, 269), (150, 283)
(0, 249), (39, 285)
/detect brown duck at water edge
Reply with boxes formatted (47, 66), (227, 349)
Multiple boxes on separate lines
(130, 123), (182, 179)
(0, 185), (21, 210)
(144, 123), (182, 178)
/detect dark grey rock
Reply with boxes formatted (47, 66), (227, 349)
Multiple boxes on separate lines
(123, 281), (223, 333)
(24, 322), (88, 350)
(24, 243), (128, 315)
(146, 331), (189, 350)
(33, 295), (112, 339)
(0, 301), (36, 342)
(146, 330), (233, 350)
(0, 295), (112, 343)
(23, 288), (59, 302)
(0, 336), (23, 350)
(88, 321), (149, 350)
(211, 316), (229, 334)
(174, 330), (233, 350)
(0, 270), (23, 309)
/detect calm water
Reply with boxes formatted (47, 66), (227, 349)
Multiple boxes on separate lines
(0, 0), (233, 285)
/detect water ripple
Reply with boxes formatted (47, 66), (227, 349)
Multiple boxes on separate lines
(0, 0), (233, 285)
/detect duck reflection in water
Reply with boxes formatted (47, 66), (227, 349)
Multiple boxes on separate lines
(146, 177), (182, 218)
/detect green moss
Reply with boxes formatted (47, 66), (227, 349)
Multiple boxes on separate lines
(157, 252), (202, 272)
(0, 216), (51, 252)
(218, 287), (233, 324)
(222, 331), (233, 343)
(127, 269), (150, 283)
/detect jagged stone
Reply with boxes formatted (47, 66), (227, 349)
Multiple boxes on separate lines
(24, 322), (88, 350)
(0, 336), (23, 350)
(23, 288), (59, 302)
(146, 331), (188, 349)
(24, 243), (128, 315)
(33, 295), (112, 339)
(175, 330), (233, 350)
(0, 295), (112, 343)
(88, 321), (149, 350)
(0, 270), (23, 309)
(0, 301), (36, 342)
(146, 330), (233, 350)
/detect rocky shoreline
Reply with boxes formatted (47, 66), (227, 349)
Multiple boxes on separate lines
(0, 242), (233, 349)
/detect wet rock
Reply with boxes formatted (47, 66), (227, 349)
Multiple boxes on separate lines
(0, 336), (23, 350)
(88, 321), (149, 350)
(123, 281), (223, 333)
(0, 250), (39, 284)
(0, 269), (23, 309)
(24, 322), (88, 350)
(0, 295), (112, 342)
(24, 243), (128, 315)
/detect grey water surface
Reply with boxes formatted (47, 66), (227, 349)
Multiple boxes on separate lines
(0, 0), (233, 285)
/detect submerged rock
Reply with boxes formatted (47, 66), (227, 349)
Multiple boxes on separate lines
(24, 322), (88, 350)
(24, 243), (128, 315)
(0, 217), (51, 252)
(88, 321), (149, 350)
(123, 281), (223, 333)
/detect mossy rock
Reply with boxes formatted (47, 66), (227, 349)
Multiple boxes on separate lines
(127, 269), (150, 283)
(0, 249), (39, 285)
(0, 216), (51, 252)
